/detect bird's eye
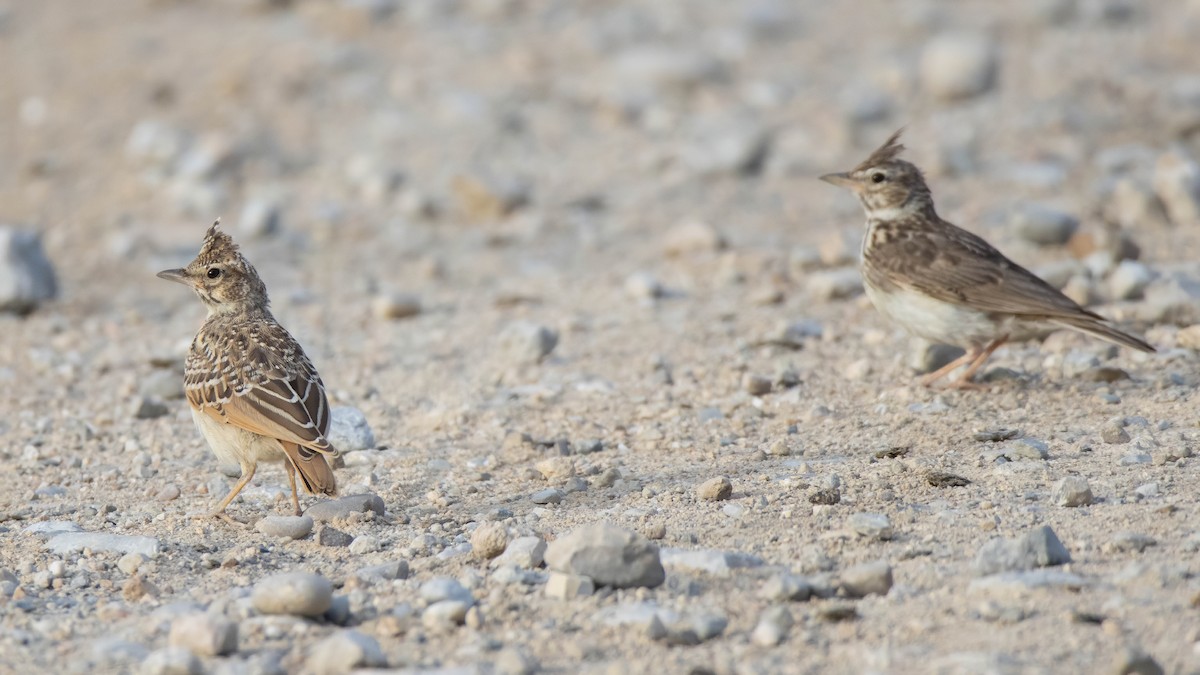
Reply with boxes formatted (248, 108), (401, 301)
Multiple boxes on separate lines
(207, 268), (221, 279)
(871, 172), (886, 183)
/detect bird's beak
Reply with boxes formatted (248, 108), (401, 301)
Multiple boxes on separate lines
(819, 172), (858, 190)
(156, 268), (190, 285)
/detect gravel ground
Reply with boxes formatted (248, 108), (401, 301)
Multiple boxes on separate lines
(2, 1), (1200, 674)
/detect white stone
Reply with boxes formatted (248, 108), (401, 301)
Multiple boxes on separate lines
(0, 227), (57, 313)
(920, 34), (998, 101)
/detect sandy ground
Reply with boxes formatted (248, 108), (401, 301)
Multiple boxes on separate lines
(2, 1), (1200, 673)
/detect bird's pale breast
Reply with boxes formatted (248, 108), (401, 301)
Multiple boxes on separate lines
(864, 281), (1008, 348)
(191, 407), (286, 468)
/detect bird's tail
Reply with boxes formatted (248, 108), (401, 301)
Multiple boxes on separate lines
(280, 441), (339, 496)
(1050, 317), (1155, 353)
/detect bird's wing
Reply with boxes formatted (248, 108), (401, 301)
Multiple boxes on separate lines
(185, 322), (337, 456)
(865, 219), (1101, 321)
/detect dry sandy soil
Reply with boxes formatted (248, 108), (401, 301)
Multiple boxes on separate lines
(2, 1), (1200, 674)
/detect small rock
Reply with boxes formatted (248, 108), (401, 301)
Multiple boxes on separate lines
(238, 198), (281, 238)
(0, 227), (57, 313)
(751, 605), (794, 646)
(422, 600), (471, 628)
(544, 522), (665, 589)
(1108, 532), (1157, 553)
(1053, 477), (1094, 507)
(839, 561), (893, 598)
(1003, 437), (1049, 461)
(348, 536), (380, 555)
(353, 560), (409, 583)
(140, 369), (184, 400)
(1112, 648), (1164, 675)
(909, 341), (966, 375)
(662, 221), (727, 256)
(1010, 203), (1078, 246)
(1109, 260), (1155, 301)
(420, 578), (474, 605)
(256, 515), (313, 540)
(1153, 150), (1200, 226)
(742, 373), (772, 396)
(492, 536), (547, 569)
(659, 548), (764, 575)
(451, 173), (530, 221)
(305, 493), (385, 522)
(974, 525), (1071, 575)
(696, 476), (733, 501)
(680, 118), (770, 177)
(1134, 482), (1159, 499)
(494, 648), (538, 675)
(624, 272), (666, 300)
(470, 521), (509, 560)
(139, 647), (202, 675)
(759, 574), (812, 602)
(47, 532), (160, 558)
(1101, 421), (1131, 444)
(530, 488), (565, 505)
(919, 33), (998, 100)
(849, 513), (894, 541)
(117, 553), (147, 576)
(123, 574), (160, 601)
(806, 267), (862, 300)
(134, 396), (170, 420)
(318, 527), (354, 548)
(308, 630), (387, 675)
(327, 407), (375, 453)
(251, 572), (333, 617)
(499, 321), (558, 364)
(372, 293), (422, 320)
(544, 571), (595, 599)
(168, 613), (238, 657)
(535, 456), (575, 481)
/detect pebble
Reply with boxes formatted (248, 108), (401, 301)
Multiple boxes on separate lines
(256, 515), (313, 540)
(849, 512), (894, 540)
(353, 560), (409, 583)
(1053, 477), (1094, 507)
(492, 536), (547, 569)
(422, 600), (471, 628)
(659, 548), (764, 575)
(305, 493), (385, 522)
(1108, 260), (1155, 301)
(1112, 648), (1164, 675)
(679, 117), (770, 177)
(1104, 178), (1169, 230)
(318, 527), (354, 548)
(470, 521), (509, 560)
(662, 221), (727, 256)
(839, 561), (894, 598)
(251, 572), (333, 617)
(759, 574), (812, 602)
(806, 267), (862, 301)
(919, 33), (998, 100)
(117, 553), (148, 576)
(134, 396), (170, 420)
(743, 373), (772, 396)
(499, 321), (559, 364)
(530, 488), (565, 504)
(696, 476), (733, 501)
(624, 272), (667, 300)
(47, 532), (160, 558)
(139, 647), (202, 675)
(348, 536), (380, 555)
(0, 226), (57, 313)
(168, 613), (238, 657)
(1153, 150), (1200, 226)
(909, 341), (966, 374)
(974, 525), (1071, 575)
(238, 197), (281, 238)
(327, 407), (375, 453)
(140, 369), (183, 400)
(308, 630), (387, 675)
(544, 522), (665, 588)
(1010, 203), (1078, 246)
(451, 173), (529, 221)
(544, 571), (595, 599)
(1101, 420), (1131, 444)
(1108, 532), (1157, 553)
(751, 605), (794, 646)
(494, 648), (538, 675)
(1003, 438), (1050, 461)
(535, 456), (575, 481)
(1134, 482), (1159, 499)
(1121, 453), (1152, 466)
(420, 577), (474, 605)
(372, 293), (422, 320)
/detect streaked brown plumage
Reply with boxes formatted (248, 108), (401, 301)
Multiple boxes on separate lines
(821, 130), (1154, 388)
(158, 221), (338, 518)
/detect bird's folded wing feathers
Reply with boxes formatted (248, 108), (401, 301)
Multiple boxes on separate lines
(185, 331), (337, 457)
(875, 225), (1102, 320)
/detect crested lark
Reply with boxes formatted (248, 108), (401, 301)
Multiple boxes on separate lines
(821, 130), (1154, 388)
(158, 221), (338, 518)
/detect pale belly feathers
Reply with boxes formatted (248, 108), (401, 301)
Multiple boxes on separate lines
(864, 282), (1010, 349)
(191, 407), (286, 470)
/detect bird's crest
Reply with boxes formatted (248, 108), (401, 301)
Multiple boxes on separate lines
(854, 128), (907, 171)
(197, 218), (242, 267)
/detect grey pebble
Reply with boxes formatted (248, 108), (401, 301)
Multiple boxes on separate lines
(372, 292), (422, 320)
(806, 267), (863, 301)
(304, 493), (385, 522)
(919, 33), (997, 100)
(0, 226), (57, 313)
(491, 536), (547, 569)
(1112, 648), (1165, 675)
(696, 476), (733, 501)
(318, 527), (354, 548)
(353, 560), (409, 583)
(751, 605), (794, 646)
(1054, 477), (1094, 507)
(308, 630), (387, 675)
(1108, 532), (1157, 553)
(47, 532), (160, 558)
(327, 407), (376, 453)
(1010, 203), (1078, 246)
(256, 515), (313, 540)
(1134, 482), (1159, 499)
(1109, 260), (1155, 301)
(421, 600), (471, 628)
(168, 613), (238, 657)
(545, 522), (664, 588)
(974, 525), (1071, 575)
(530, 488), (565, 505)
(839, 561), (894, 598)
(238, 197), (281, 238)
(544, 571), (595, 599)
(759, 574), (813, 602)
(419, 577), (474, 605)
(659, 547), (763, 576)
(134, 396), (170, 420)
(139, 369), (183, 401)
(1153, 150), (1200, 227)
(138, 647), (202, 675)
(251, 571), (333, 617)
(499, 321), (558, 364)
(849, 512), (894, 540)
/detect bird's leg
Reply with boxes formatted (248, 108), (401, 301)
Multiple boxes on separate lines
(920, 348), (980, 388)
(283, 460), (302, 516)
(947, 336), (1009, 389)
(190, 463), (257, 525)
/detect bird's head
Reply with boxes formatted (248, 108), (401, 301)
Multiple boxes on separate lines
(157, 220), (269, 315)
(820, 129), (935, 220)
